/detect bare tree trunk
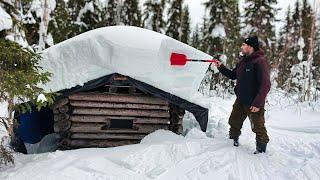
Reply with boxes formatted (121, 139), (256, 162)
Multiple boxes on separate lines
(7, 98), (14, 137)
(39, 0), (49, 50)
(275, 33), (292, 69)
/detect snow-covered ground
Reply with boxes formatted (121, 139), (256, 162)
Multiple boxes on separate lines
(1, 89), (320, 180)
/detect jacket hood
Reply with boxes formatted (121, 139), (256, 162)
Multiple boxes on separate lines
(243, 48), (266, 63)
(249, 48), (265, 59)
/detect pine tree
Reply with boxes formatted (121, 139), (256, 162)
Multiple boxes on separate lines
(142, 0), (166, 33)
(0, 0), (58, 50)
(71, 0), (107, 33)
(48, 0), (76, 45)
(68, 0), (86, 23)
(0, 0), (30, 47)
(106, 0), (120, 26)
(290, 0), (302, 65)
(199, 17), (210, 53)
(243, 0), (278, 63)
(67, 0), (88, 33)
(191, 24), (201, 49)
(288, 0), (317, 101)
(276, 6), (294, 88)
(81, 0), (107, 31)
(180, 5), (190, 44)
(166, 0), (183, 40)
(121, 0), (142, 26)
(300, 0), (313, 61)
(223, 0), (241, 68)
(21, 1), (39, 47)
(204, 0), (228, 55)
(314, 27), (320, 99)
(0, 39), (54, 136)
(202, 0), (240, 94)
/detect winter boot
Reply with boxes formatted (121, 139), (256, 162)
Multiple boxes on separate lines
(254, 142), (267, 154)
(229, 136), (239, 147)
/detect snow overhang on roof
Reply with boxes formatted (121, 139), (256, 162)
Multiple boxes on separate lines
(40, 26), (212, 108)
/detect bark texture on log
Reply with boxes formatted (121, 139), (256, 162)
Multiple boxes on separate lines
(72, 108), (170, 118)
(51, 98), (69, 110)
(70, 115), (170, 124)
(70, 100), (170, 110)
(54, 113), (70, 122)
(54, 119), (72, 132)
(71, 133), (146, 140)
(53, 85), (184, 149)
(69, 93), (169, 105)
(58, 105), (69, 113)
(69, 123), (168, 134)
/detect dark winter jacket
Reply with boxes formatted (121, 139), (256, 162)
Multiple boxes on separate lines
(218, 49), (271, 108)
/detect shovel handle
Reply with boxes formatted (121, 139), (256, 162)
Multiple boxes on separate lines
(187, 59), (220, 63)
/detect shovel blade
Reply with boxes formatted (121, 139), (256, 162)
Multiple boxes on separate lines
(170, 53), (187, 66)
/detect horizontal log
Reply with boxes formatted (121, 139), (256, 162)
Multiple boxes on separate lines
(70, 115), (170, 124)
(53, 109), (59, 114)
(69, 100), (169, 110)
(69, 93), (168, 105)
(54, 120), (72, 132)
(51, 98), (69, 110)
(69, 139), (140, 148)
(69, 123), (169, 134)
(72, 108), (170, 118)
(54, 113), (70, 122)
(71, 133), (146, 140)
(59, 131), (72, 139)
(58, 138), (71, 149)
(58, 105), (69, 113)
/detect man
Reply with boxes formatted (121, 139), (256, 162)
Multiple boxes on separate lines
(212, 36), (271, 154)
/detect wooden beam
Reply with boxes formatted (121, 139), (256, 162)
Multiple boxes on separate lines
(72, 108), (170, 118)
(70, 115), (170, 124)
(69, 123), (169, 134)
(71, 133), (146, 140)
(51, 98), (69, 110)
(54, 113), (70, 122)
(58, 105), (69, 113)
(69, 93), (168, 105)
(69, 101), (169, 110)
(54, 119), (72, 132)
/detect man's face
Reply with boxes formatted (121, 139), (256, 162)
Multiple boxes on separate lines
(241, 43), (253, 55)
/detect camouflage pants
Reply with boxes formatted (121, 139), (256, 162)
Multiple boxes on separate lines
(228, 99), (269, 144)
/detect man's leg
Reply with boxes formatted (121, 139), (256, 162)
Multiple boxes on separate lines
(228, 99), (247, 146)
(248, 108), (269, 153)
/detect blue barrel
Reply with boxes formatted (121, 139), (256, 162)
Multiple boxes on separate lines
(18, 107), (54, 144)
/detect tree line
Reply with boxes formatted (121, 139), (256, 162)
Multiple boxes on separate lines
(0, 0), (319, 101)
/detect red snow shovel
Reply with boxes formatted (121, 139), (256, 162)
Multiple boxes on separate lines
(170, 52), (220, 66)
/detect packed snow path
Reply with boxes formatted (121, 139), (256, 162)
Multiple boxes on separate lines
(1, 92), (320, 180)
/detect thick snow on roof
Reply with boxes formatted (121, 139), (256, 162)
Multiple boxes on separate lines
(40, 26), (212, 107)
(0, 6), (12, 31)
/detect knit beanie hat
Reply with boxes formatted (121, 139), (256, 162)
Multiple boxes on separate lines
(244, 36), (259, 51)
